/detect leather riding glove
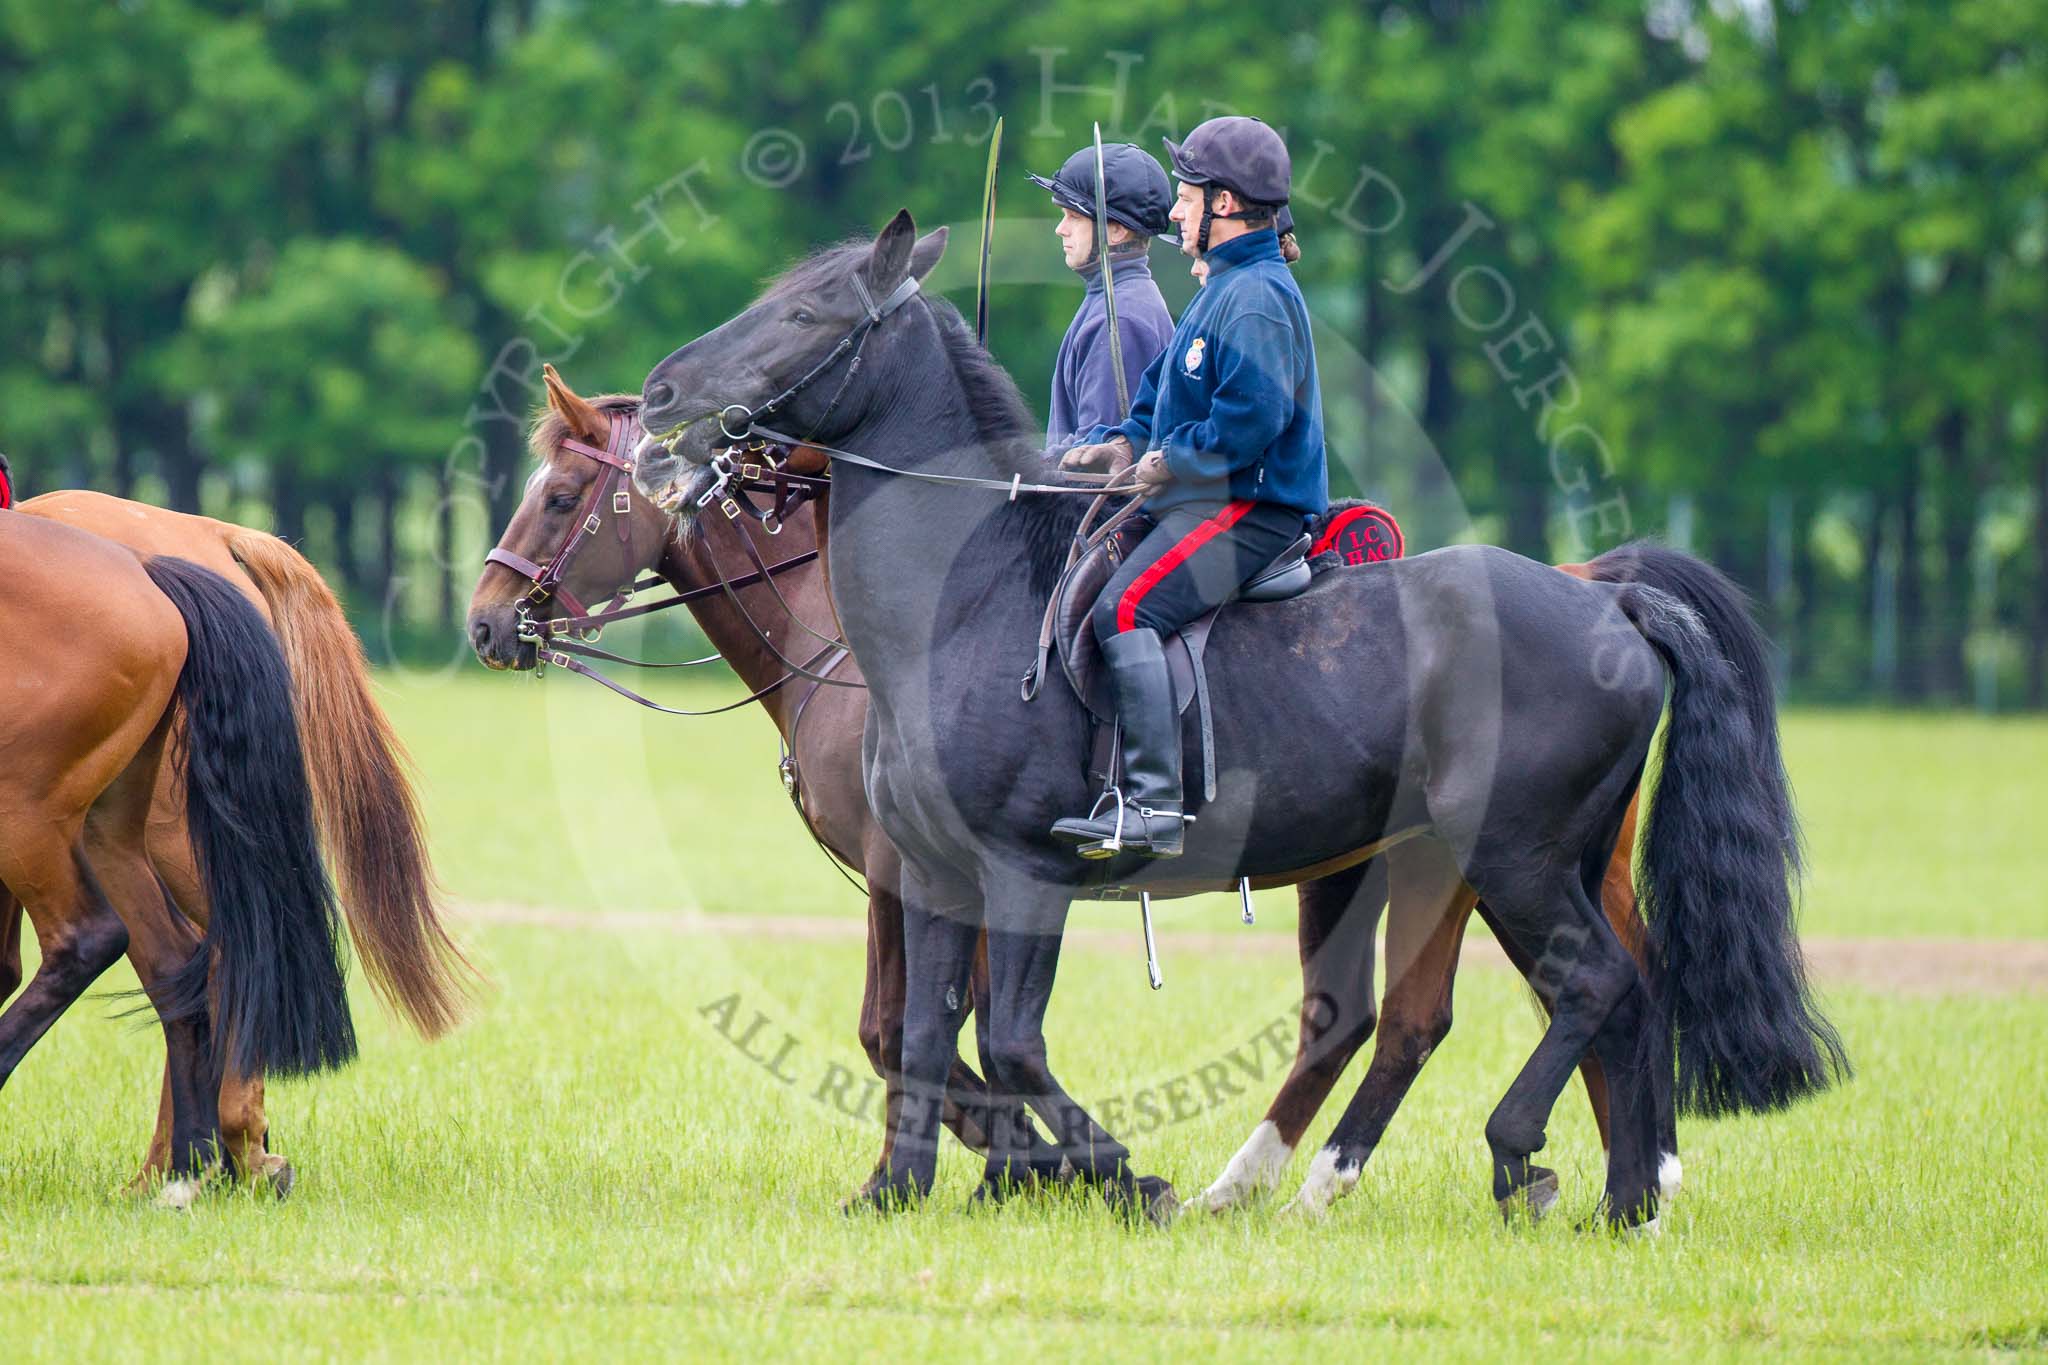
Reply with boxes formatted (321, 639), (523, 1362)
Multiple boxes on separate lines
(1060, 435), (1134, 474)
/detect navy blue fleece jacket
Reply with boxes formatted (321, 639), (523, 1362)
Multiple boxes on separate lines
(1087, 229), (1327, 520)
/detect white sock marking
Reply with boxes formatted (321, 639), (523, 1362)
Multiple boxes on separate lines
(1198, 1120), (1293, 1212)
(1658, 1152), (1683, 1201)
(1280, 1144), (1360, 1218)
(156, 1178), (200, 1212)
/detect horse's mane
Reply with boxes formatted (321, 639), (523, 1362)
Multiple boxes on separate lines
(916, 282), (1090, 598)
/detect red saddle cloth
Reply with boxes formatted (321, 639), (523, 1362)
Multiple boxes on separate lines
(0, 453), (13, 510)
(1313, 501), (1404, 565)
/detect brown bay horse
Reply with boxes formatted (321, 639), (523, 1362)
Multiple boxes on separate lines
(0, 511), (359, 1189)
(473, 369), (1673, 1211)
(3, 492), (471, 1191)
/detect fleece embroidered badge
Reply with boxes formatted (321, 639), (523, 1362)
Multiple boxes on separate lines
(1182, 336), (1207, 376)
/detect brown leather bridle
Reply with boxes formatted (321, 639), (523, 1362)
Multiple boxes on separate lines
(485, 408), (641, 625)
(480, 406), (838, 714)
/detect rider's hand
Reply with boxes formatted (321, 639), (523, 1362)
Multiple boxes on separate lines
(1060, 435), (1134, 474)
(1131, 451), (1172, 493)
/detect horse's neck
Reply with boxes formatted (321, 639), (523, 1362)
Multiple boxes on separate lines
(657, 515), (835, 734)
(812, 329), (1048, 714)
(823, 459), (1046, 719)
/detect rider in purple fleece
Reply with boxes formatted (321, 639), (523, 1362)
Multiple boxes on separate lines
(1029, 142), (1177, 454)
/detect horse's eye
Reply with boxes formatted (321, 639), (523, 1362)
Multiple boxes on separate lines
(546, 492), (581, 513)
(791, 308), (815, 326)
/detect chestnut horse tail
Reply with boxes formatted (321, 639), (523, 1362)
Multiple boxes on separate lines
(144, 557), (357, 1077)
(226, 528), (476, 1039)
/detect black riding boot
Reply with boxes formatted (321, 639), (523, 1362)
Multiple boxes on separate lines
(1050, 628), (1186, 858)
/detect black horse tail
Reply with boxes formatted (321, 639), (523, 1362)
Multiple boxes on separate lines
(143, 556), (358, 1079)
(1594, 542), (1847, 1117)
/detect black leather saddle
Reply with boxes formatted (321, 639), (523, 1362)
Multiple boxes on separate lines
(1024, 499), (1403, 804)
(1046, 522), (1315, 804)
(1053, 526), (1312, 727)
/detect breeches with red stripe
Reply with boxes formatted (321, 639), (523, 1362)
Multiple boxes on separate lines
(1090, 499), (1307, 642)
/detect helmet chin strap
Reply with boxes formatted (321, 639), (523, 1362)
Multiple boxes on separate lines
(1193, 186), (1270, 258)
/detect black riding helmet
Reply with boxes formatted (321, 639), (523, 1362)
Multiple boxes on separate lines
(1027, 143), (1174, 258)
(1161, 115), (1292, 255)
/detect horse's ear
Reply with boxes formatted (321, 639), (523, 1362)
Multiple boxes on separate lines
(542, 363), (607, 444)
(865, 209), (917, 290)
(908, 227), (948, 282)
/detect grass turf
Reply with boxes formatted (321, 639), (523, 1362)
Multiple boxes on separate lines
(2, 673), (2044, 1359)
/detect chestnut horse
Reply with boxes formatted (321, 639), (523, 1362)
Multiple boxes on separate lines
(473, 369), (1674, 1210)
(2, 491), (471, 1190)
(0, 511), (358, 1184)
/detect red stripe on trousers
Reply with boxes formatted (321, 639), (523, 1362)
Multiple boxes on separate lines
(1116, 499), (1256, 633)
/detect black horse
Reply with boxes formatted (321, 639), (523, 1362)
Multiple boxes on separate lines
(634, 211), (1844, 1228)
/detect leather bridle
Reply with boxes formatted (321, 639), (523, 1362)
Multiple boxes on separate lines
(480, 405), (839, 712)
(485, 408), (642, 627)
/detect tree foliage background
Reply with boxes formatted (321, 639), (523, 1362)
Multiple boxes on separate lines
(3, 0), (2043, 705)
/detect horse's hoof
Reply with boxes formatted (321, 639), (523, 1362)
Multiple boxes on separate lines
(1497, 1166), (1560, 1223)
(839, 1171), (887, 1213)
(155, 1177), (202, 1212)
(1200, 1121), (1293, 1213)
(1280, 1145), (1359, 1220)
(966, 1176), (1018, 1210)
(1103, 1173), (1177, 1227)
(1625, 1214), (1662, 1240)
(257, 1155), (294, 1201)
(843, 1181), (921, 1217)
(1133, 1175), (1179, 1227)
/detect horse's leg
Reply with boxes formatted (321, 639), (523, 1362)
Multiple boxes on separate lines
(1283, 838), (1474, 1216)
(82, 737), (225, 1188)
(128, 813), (284, 1194)
(1199, 857), (1387, 1212)
(0, 888), (22, 1005)
(131, 1069), (176, 1190)
(852, 864), (908, 1201)
(1477, 871), (1658, 1228)
(981, 892), (1174, 1221)
(853, 839), (1039, 1203)
(1480, 903), (1614, 1152)
(871, 874), (982, 1206)
(1598, 790), (1681, 1197)
(0, 845), (130, 1092)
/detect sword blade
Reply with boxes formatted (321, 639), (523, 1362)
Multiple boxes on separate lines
(975, 115), (1003, 348)
(1093, 122), (1129, 417)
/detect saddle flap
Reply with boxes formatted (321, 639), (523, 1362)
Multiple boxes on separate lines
(1054, 523), (1199, 725)
(1235, 533), (1313, 603)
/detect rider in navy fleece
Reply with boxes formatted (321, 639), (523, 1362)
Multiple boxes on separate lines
(1087, 224), (1326, 521)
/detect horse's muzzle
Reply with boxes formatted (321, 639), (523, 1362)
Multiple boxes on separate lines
(468, 605), (539, 671)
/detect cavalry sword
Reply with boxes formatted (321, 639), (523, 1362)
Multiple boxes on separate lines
(975, 116), (1003, 348)
(1092, 122), (1129, 417)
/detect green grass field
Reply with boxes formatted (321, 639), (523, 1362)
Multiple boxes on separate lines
(3, 674), (2045, 1360)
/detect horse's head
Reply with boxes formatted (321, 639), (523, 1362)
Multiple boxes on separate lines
(468, 365), (672, 670)
(634, 210), (948, 507)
